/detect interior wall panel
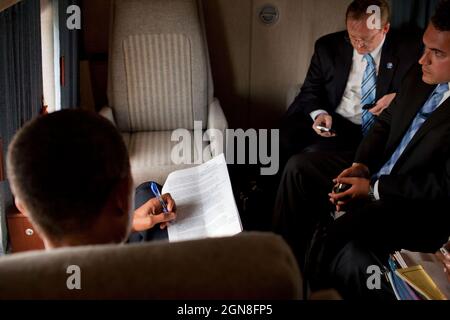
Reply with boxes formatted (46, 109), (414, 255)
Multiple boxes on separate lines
(249, 0), (349, 128)
(205, 0), (349, 129)
(203, 0), (252, 129)
(83, 0), (350, 128)
(249, 0), (303, 129)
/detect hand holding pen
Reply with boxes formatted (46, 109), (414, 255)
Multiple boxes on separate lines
(150, 182), (177, 230)
(131, 183), (177, 232)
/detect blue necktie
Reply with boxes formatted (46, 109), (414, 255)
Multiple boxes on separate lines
(361, 54), (377, 135)
(375, 83), (449, 179)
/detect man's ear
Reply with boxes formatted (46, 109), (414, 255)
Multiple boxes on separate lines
(105, 176), (133, 243)
(383, 22), (390, 34)
(113, 176), (133, 218)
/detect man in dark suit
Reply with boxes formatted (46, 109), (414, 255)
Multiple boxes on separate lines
(281, 0), (421, 156)
(273, 0), (422, 267)
(311, 0), (450, 297)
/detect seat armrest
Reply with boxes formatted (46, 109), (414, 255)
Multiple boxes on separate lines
(207, 98), (228, 132)
(99, 106), (116, 127)
(206, 98), (228, 157)
(286, 83), (303, 110)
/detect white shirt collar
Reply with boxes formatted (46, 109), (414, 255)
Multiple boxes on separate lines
(439, 82), (450, 92)
(354, 35), (386, 64)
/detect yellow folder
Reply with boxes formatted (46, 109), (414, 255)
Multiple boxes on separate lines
(396, 265), (448, 300)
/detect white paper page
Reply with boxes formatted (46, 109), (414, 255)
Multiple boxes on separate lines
(163, 154), (242, 242)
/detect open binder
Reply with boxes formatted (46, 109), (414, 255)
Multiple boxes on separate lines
(386, 250), (450, 300)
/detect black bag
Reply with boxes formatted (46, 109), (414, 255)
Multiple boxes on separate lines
(303, 215), (335, 293)
(237, 180), (274, 231)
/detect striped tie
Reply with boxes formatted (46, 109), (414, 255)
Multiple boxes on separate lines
(375, 83), (449, 179)
(361, 54), (377, 135)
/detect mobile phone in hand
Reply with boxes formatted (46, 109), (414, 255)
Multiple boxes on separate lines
(316, 125), (336, 134)
(333, 183), (351, 194)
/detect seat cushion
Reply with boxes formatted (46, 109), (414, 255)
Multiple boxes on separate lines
(109, 0), (212, 132)
(122, 131), (208, 186)
(123, 33), (194, 131)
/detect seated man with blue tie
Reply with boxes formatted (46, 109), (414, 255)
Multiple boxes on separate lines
(274, 0), (421, 268)
(309, 0), (450, 298)
(280, 0), (422, 158)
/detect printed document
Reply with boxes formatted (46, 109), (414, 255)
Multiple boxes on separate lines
(163, 154), (242, 242)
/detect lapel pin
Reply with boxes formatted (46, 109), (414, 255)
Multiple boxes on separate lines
(387, 62), (394, 69)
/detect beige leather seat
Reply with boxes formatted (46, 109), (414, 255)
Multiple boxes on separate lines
(100, 0), (227, 186)
(0, 232), (302, 300)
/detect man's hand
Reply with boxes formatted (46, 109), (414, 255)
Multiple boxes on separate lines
(336, 163), (370, 180)
(368, 93), (397, 116)
(132, 193), (177, 232)
(329, 177), (370, 212)
(436, 242), (450, 283)
(312, 113), (336, 138)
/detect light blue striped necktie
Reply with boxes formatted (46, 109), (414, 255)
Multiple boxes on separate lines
(361, 54), (377, 135)
(375, 83), (450, 179)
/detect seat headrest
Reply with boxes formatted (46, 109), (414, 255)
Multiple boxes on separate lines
(0, 232), (302, 300)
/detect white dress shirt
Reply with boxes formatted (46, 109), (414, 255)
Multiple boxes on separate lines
(310, 36), (386, 124)
(373, 82), (450, 199)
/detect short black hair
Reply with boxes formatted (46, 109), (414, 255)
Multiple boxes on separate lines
(346, 0), (390, 25)
(431, 0), (450, 32)
(7, 110), (130, 239)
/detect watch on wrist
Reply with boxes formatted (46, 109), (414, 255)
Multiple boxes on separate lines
(368, 185), (376, 201)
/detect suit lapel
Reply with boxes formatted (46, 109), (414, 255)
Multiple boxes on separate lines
(377, 35), (398, 99)
(334, 36), (353, 106)
(384, 81), (434, 158)
(400, 94), (450, 158)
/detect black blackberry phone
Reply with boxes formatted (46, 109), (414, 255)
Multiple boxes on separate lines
(332, 183), (351, 194)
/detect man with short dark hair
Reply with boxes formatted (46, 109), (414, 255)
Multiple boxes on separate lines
(315, 0), (450, 298)
(7, 110), (176, 248)
(274, 0), (422, 268)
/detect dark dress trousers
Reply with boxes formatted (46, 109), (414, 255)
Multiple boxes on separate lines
(298, 65), (450, 292)
(273, 30), (423, 267)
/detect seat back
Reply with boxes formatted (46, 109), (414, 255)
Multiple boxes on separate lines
(108, 0), (213, 132)
(0, 232), (302, 300)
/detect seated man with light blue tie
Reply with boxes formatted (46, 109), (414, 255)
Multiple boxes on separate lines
(280, 0), (422, 157)
(309, 0), (450, 298)
(273, 0), (421, 268)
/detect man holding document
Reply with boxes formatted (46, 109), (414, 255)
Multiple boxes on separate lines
(7, 109), (240, 248)
(135, 154), (242, 243)
(7, 110), (177, 248)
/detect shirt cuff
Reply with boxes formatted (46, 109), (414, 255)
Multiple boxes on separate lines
(373, 180), (381, 200)
(310, 109), (328, 121)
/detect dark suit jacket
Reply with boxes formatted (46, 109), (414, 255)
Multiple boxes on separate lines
(287, 30), (423, 117)
(308, 67), (450, 289)
(355, 65), (450, 203)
